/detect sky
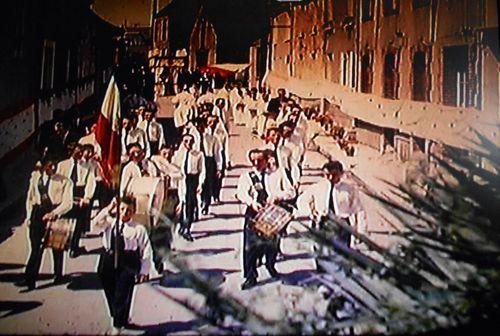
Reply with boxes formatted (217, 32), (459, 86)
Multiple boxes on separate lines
(92, 0), (172, 27)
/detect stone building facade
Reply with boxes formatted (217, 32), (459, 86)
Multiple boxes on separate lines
(265, 0), (498, 160)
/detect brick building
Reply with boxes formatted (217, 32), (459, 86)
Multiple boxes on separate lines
(265, 0), (498, 161)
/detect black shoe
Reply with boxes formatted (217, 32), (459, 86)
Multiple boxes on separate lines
(182, 232), (194, 242)
(201, 208), (208, 215)
(267, 267), (281, 279)
(70, 246), (86, 258)
(53, 275), (65, 285)
(241, 277), (257, 290)
(15, 279), (35, 289)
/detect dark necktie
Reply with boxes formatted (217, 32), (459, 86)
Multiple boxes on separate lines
(38, 175), (51, 207)
(184, 151), (189, 175)
(200, 132), (205, 154)
(140, 161), (147, 176)
(257, 172), (268, 204)
(110, 222), (125, 252)
(329, 183), (335, 215)
(146, 121), (151, 143)
(70, 160), (78, 184)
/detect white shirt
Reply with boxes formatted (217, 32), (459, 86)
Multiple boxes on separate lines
(56, 158), (96, 200)
(92, 208), (153, 276)
(137, 119), (166, 155)
(202, 129), (223, 171)
(297, 178), (365, 223)
(79, 133), (102, 159)
(82, 158), (105, 182)
(236, 168), (295, 208)
(120, 160), (159, 195)
(174, 105), (194, 128)
(25, 171), (74, 221)
(150, 155), (182, 189)
(171, 147), (206, 199)
(121, 127), (150, 157)
(262, 142), (300, 186)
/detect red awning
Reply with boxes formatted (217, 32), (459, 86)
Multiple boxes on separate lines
(199, 66), (234, 78)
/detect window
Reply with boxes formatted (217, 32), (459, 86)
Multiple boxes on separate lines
(156, 21), (162, 43)
(360, 53), (373, 93)
(362, 0), (374, 22)
(413, 0), (431, 9)
(40, 40), (56, 90)
(341, 51), (356, 89)
(412, 51), (431, 102)
(443, 46), (469, 107)
(161, 19), (168, 41)
(383, 0), (400, 16)
(383, 51), (399, 99)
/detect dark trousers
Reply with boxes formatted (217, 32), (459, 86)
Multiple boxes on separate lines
(181, 174), (199, 233)
(243, 208), (278, 280)
(149, 141), (159, 156)
(201, 156), (217, 210)
(96, 181), (113, 210)
(25, 206), (63, 283)
(97, 251), (138, 328)
(67, 204), (90, 251)
(149, 219), (173, 273)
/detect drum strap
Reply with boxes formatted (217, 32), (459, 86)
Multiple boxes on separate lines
(249, 171), (268, 205)
(37, 176), (53, 209)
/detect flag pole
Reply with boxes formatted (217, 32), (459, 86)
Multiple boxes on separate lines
(112, 65), (123, 271)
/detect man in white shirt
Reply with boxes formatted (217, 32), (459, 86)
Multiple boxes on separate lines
(211, 98), (228, 129)
(94, 196), (153, 332)
(78, 123), (102, 159)
(210, 115), (230, 202)
(236, 149), (295, 290)
(200, 116), (223, 214)
(171, 134), (205, 242)
(17, 159), (73, 290)
(137, 109), (165, 157)
(298, 160), (366, 248)
(57, 143), (96, 257)
(121, 115), (149, 163)
(280, 120), (306, 178)
(264, 127), (300, 189)
(120, 143), (159, 197)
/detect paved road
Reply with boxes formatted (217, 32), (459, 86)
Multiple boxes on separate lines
(0, 110), (409, 334)
(0, 123), (329, 334)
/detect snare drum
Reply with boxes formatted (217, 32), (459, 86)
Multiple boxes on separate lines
(43, 218), (76, 251)
(127, 176), (165, 227)
(251, 204), (293, 239)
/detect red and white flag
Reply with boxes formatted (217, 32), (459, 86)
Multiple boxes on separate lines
(95, 76), (121, 188)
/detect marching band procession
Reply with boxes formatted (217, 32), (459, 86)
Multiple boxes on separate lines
(16, 72), (366, 332)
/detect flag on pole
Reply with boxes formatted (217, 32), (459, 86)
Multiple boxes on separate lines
(95, 76), (121, 189)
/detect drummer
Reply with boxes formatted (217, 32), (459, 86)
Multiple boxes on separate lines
(236, 149), (295, 290)
(17, 159), (73, 290)
(56, 143), (96, 258)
